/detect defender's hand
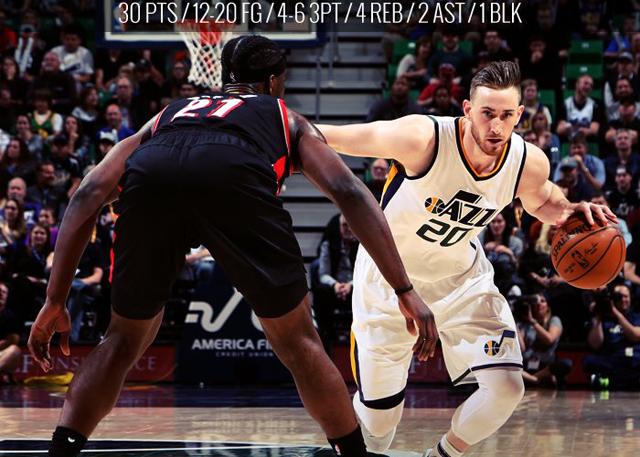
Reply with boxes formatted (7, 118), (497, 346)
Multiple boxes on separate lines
(397, 289), (438, 362)
(27, 300), (71, 372)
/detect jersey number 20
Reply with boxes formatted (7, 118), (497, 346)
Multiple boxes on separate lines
(416, 219), (471, 247)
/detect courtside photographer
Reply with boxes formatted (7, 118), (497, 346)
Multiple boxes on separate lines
(515, 294), (571, 388)
(584, 283), (640, 389)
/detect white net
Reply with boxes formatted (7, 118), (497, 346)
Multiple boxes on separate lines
(178, 20), (234, 91)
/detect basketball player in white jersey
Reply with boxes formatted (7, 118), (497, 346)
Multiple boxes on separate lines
(318, 61), (615, 456)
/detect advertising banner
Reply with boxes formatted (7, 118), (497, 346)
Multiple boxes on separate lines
(177, 264), (292, 384)
(14, 345), (175, 382)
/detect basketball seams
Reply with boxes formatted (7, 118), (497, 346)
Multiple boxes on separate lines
(557, 231), (622, 284)
(601, 235), (626, 286)
(551, 219), (592, 265)
(553, 224), (611, 266)
(556, 230), (618, 281)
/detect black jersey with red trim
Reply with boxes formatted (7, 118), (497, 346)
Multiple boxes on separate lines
(150, 93), (293, 188)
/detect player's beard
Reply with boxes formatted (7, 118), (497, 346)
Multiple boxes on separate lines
(470, 121), (505, 157)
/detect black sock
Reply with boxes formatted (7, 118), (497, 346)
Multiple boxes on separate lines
(48, 426), (88, 457)
(328, 425), (367, 457)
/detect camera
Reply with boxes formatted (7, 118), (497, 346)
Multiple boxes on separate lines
(611, 291), (624, 304)
(593, 288), (620, 318)
(513, 295), (536, 323)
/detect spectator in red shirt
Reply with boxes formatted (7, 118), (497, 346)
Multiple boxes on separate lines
(418, 63), (464, 106)
(422, 84), (463, 117)
(0, 11), (17, 55)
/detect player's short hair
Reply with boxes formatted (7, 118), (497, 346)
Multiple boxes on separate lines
(221, 35), (287, 85)
(470, 61), (521, 99)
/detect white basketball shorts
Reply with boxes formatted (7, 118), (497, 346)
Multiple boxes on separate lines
(350, 249), (523, 408)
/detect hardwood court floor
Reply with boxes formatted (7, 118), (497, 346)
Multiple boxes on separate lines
(1, 385), (639, 456)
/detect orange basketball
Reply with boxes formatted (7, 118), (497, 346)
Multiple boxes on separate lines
(550, 213), (626, 289)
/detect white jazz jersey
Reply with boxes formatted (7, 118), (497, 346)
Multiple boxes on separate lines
(351, 117), (525, 402)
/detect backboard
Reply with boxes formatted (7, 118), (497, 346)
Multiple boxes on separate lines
(99, 0), (323, 48)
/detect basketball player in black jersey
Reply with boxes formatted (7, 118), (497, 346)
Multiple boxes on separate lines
(28, 36), (437, 457)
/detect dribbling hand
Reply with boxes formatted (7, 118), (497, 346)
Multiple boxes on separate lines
(27, 299), (71, 372)
(397, 289), (438, 362)
(555, 201), (618, 227)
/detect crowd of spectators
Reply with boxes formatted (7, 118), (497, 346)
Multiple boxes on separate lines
(364, 1), (640, 389)
(0, 1), (198, 374)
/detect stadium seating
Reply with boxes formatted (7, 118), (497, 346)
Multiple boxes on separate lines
(392, 40), (416, 64)
(538, 89), (557, 119)
(568, 40), (604, 64)
(566, 63), (604, 83)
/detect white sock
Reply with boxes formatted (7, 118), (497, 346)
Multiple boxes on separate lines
(432, 434), (463, 457)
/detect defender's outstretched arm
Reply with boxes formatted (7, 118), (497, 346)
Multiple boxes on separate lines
(28, 116), (157, 371)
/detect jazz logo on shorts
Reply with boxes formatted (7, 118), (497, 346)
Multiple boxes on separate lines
(483, 330), (516, 356)
(484, 340), (501, 356)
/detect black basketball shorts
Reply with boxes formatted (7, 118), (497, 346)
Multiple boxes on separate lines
(110, 130), (308, 319)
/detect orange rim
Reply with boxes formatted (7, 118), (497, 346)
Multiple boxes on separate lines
(178, 20), (234, 46)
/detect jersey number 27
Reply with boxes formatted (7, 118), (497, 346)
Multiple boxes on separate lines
(172, 98), (244, 122)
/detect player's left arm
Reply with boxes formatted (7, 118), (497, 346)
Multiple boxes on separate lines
(516, 143), (616, 226)
(46, 116), (156, 305)
(28, 115), (157, 371)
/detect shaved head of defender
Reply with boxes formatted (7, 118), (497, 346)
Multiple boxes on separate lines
(221, 35), (287, 98)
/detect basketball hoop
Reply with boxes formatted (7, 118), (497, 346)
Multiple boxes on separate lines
(178, 20), (235, 91)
